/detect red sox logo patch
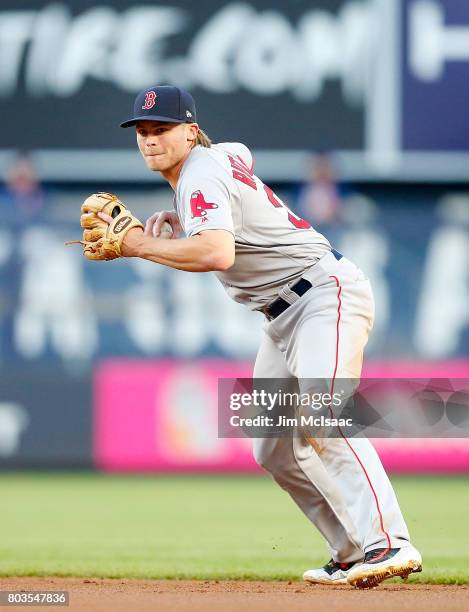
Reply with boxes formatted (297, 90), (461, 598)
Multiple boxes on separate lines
(190, 190), (218, 221)
(142, 90), (157, 110)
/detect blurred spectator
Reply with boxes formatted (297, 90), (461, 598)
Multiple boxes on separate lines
(1, 153), (45, 222)
(296, 154), (344, 241)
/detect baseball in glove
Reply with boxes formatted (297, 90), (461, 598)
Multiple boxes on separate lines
(66, 192), (144, 260)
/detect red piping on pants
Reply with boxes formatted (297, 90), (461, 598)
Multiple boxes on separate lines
(329, 274), (391, 555)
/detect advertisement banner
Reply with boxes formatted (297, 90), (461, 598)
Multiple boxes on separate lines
(94, 358), (469, 473)
(403, 0), (469, 151)
(94, 359), (258, 471)
(0, 0), (365, 151)
(2, 0), (469, 180)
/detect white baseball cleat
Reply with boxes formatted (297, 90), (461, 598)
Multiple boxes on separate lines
(347, 545), (423, 589)
(303, 559), (360, 585)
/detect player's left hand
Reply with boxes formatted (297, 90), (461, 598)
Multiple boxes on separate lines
(65, 192), (145, 261)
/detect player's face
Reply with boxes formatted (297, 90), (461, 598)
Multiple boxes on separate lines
(135, 121), (196, 172)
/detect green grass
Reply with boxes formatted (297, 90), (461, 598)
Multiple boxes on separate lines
(0, 474), (468, 583)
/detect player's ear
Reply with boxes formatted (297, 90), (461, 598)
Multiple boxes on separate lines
(187, 123), (199, 144)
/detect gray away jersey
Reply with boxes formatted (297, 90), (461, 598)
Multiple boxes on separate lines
(174, 142), (331, 310)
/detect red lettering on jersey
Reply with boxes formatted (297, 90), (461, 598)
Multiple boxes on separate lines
(264, 183), (311, 229)
(228, 154), (253, 175)
(142, 90), (157, 110)
(228, 155), (257, 190)
(190, 190), (218, 218)
(236, 155), (252, 173)
(263, 184), (283, 208)
(288, 212), (311, 229)
(232, 169), (257, 190)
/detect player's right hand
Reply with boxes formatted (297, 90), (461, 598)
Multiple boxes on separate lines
(144, 210), (182, 239)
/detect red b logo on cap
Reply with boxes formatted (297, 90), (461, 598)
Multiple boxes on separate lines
(142, 91), (157, 110)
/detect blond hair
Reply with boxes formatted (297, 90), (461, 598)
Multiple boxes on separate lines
(193, 128), (212, 148)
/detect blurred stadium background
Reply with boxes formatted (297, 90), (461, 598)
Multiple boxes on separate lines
(0, 0), (468, 582)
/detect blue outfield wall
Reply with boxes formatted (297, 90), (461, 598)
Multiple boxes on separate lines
(0, 181), (468, 469)
(1, 182), (468, 365)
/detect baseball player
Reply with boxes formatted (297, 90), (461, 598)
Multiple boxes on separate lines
(75, 85), (422, 588)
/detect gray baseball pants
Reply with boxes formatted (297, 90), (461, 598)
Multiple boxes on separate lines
(252, 252), (410, 562)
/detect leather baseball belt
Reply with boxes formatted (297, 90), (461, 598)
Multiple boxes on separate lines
(262, 248), (343, 321)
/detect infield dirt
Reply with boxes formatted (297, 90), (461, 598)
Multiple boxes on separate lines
(1, 578), (468, 612)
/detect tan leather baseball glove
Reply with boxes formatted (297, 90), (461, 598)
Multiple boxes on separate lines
(66, 192), (144, 260)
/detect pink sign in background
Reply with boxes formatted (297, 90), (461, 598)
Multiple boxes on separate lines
(94, 359), (469, 473)
(94, 359), (257, 472)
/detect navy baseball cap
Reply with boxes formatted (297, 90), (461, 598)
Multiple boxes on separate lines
(120, 85), (197, 128)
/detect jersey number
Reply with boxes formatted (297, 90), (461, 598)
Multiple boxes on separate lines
(263, 184), (311, 229)
(228, 155), (310, 230)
